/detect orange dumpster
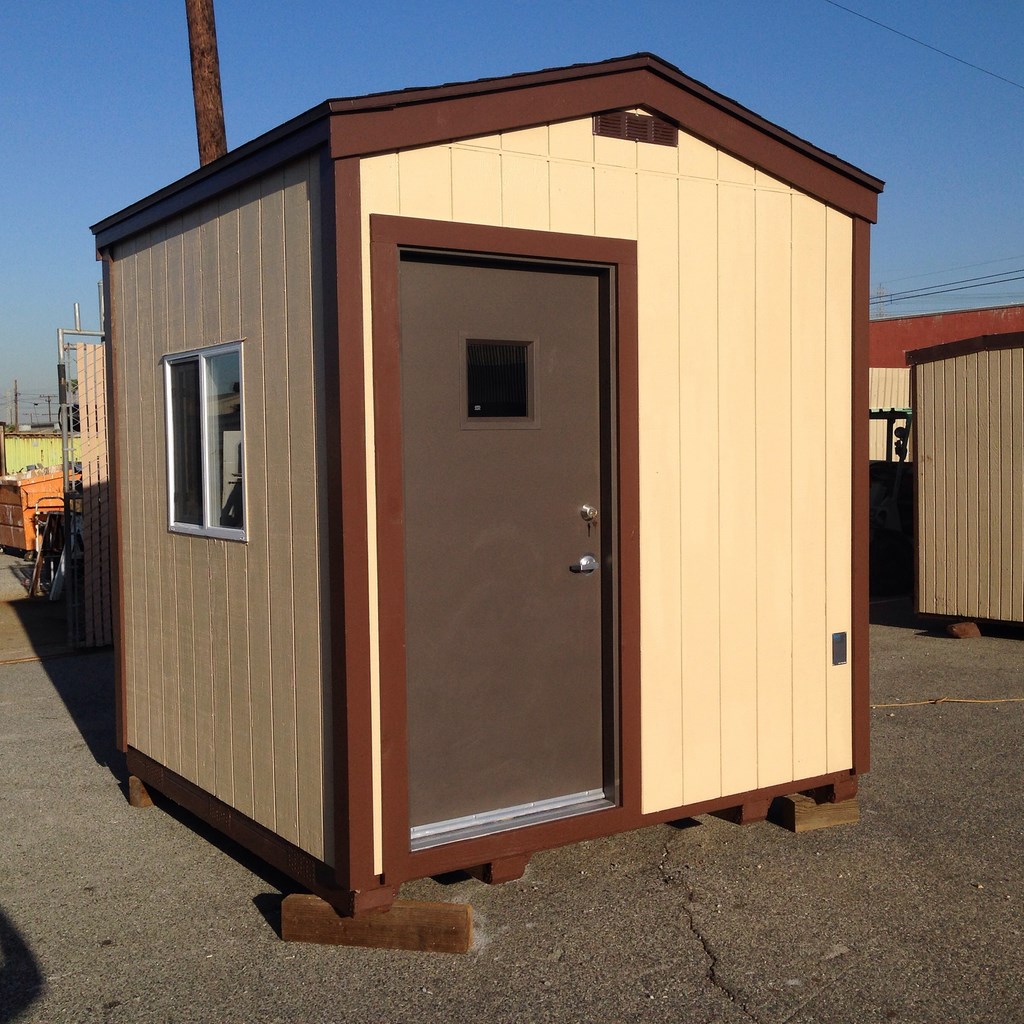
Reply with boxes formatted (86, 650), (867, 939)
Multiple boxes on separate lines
(0, 469), (67, 553)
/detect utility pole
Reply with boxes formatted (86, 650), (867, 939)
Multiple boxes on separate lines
(185, 0), (228, 166)
(13, 380), (18, 427)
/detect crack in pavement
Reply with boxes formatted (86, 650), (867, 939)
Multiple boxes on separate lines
(658, 843), (764, 1024)
(656, 842), (863, 1024)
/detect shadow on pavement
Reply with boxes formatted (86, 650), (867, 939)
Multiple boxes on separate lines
(2, 554), (118, 771)
(142, 786), (303, 898)
(0, 907), (44, 1024)
(870, 592), (1024, 642)
(869, 594), (918, 628)
(0, 559), (72, 662)
(252, 894), (285, 939)
(41, 651), (122, 773)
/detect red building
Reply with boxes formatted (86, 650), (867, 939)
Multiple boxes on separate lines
(870, 304), (1024, 366)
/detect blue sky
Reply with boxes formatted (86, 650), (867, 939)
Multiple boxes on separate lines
(2, 0), (1023, 408)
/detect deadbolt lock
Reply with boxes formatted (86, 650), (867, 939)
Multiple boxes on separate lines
(580, 504), (598, 523)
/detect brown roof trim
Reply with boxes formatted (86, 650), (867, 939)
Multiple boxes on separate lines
(905, 331), (1024, 365)
(93, 52), (883, 248)
(327, 53), (882, 198)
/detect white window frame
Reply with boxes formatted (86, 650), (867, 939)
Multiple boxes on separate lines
(163, 340), (247, 541)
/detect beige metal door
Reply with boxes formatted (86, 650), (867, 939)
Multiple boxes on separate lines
(399, 253), (616, 849)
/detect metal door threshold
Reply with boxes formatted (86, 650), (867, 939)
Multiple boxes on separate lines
(410, 789), (613, 851)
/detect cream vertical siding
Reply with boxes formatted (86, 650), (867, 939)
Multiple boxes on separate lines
(915, 346), (1024, 623)
(112, 155), (331, 861)
(868, 367), (912, 461)
(360, 118), (856, 839)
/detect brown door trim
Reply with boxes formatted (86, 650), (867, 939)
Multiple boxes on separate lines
(326, 156), (384, 900)
(369, 215), (640, 885)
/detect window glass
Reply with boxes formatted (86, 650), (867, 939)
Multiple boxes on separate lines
(467, 341), (530, 418)
(165, 343), (245, 539)
(169, 359), (203, 526)
(205, 351), (243, 529)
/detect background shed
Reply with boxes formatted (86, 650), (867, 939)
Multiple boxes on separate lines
(910, 333), (1024, 624)
(92, 53), (882, 914)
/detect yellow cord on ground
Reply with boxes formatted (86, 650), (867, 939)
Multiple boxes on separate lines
(872, 696), (1024, 709)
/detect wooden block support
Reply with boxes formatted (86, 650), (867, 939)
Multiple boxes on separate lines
(127, 775), (154, 808)
(467, 853), (530, 885)
(947, 621), (981, 639)
(802, 777), (858, 804)
(281, 894), (473, 953)
(771, 793), (860, 833)
(711, 796), (772, 825)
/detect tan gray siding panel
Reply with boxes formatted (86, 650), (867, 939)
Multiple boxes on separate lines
(218, 194), (256, 820)
(160, 228), (185, 772)
(1014, 349), (1024, 612)
(118, 235), (143, 757)
(954, 356), (968, 613)
(113, 155), (328, 860)
(965, 359), (980, 613)
(237, 177), (277, 830)
(260, 170), (301, 847)
(283, 158), (326, 856)
(915, 344), (1024, 623)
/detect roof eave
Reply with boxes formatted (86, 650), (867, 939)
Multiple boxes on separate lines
(92, 52), (883, 249)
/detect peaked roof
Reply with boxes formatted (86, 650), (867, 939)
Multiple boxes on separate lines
(93, 53), (882, 246)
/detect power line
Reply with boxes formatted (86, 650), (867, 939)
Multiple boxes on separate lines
(873, 267), (1024, 302)
(872, 270), (1024, 305)
(821, 0), (1024, 92)
(880, 253), (1024, 287)
(871, 294), (1024, 319)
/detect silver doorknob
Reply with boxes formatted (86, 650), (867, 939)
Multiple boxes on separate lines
(570, 553), (599, 574)
(580, 504), (598, 523)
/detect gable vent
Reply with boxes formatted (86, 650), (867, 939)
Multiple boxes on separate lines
(593, 110), (677, 147)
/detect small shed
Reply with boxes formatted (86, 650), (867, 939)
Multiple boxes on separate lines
(92, 53), (882, 915)
(909, 333), (1024, 624)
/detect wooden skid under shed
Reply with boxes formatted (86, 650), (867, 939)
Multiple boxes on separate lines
(281, 894), (473, 953)
(771, 793), (860, 832)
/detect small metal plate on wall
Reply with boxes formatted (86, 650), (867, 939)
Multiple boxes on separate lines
(832, 632), (848, 666)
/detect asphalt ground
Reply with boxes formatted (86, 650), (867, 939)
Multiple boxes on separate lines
(1, 588), (1022, 1023)
(0, 553), (70, 664)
